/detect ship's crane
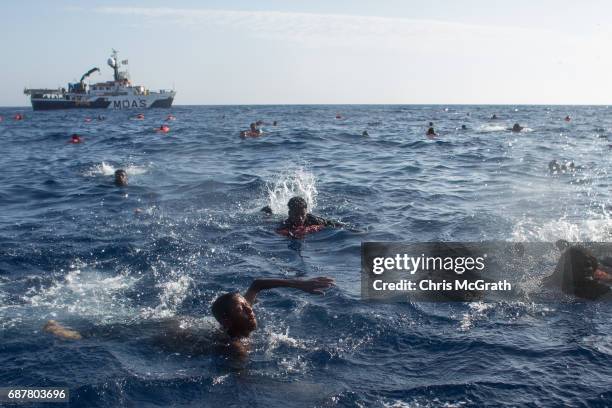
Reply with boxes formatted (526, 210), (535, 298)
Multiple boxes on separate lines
(80, 67), (100, 84)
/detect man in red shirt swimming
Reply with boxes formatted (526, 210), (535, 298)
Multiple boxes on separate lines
(276, 196), (342, 238)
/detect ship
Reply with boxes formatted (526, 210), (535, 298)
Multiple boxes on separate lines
(24, 50), (176, 110)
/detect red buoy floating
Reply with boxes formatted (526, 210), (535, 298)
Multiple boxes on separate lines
(14, 113), (24, 121)
(69, 134), (82, 144)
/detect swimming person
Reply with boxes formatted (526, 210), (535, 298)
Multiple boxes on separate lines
(211, 277), (335, 339)
(565, 115), (571, 122)
(157, 124), (170, 133)
(69, 134), (82, 144)
(276, 196), (342, 238)
(240, 123), (262, 138)
(426, 127), (437, 138)
(511, 123), (523, 132)
(114, 169), (128, 186)
(362, 130), (369, 137)
(43, 277), (335, 357)
(490, 114), (498, 120)
(548, 160), (576, 174)
(543, 246), (612, 300)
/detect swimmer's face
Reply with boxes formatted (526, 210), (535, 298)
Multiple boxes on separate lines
(115, 171), (128, 186)
(288, 207), (307, 227)
(225, 295), (257, 337)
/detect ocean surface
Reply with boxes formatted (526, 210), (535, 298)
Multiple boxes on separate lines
(0, 105), (610, 407)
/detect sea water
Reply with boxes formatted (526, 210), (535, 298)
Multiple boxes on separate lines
(0, 105), (610, 407)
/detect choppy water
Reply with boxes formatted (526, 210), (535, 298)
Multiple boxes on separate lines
(0, 105), (611, 407)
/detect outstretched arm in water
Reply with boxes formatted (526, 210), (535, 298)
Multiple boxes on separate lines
(244, 277), (335, 305)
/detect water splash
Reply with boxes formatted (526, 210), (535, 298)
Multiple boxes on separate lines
(86, 161), (150, 177)
(265, 166), (318, 215)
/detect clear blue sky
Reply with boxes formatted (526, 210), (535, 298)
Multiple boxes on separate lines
(3, 0), (612, 106)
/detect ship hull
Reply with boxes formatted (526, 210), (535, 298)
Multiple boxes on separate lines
(30, 94), (175, 111)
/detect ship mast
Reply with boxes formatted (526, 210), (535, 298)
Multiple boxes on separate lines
(107, 49), (120, 82)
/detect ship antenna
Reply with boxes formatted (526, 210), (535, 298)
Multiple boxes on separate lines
(108, 49), (120, 82)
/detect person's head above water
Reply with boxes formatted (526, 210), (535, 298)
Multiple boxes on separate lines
(211, 292), (257, 338)
(545, 245), (610, 299)
(287, 196), (309, 227)
(511, 123), (523, 132)
(250, 123), (257, 131)
(114, 169), (128, 186)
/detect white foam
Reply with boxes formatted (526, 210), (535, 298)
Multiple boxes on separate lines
(511, 216), (612, 242)
(23, 265), (139, 322)
(140, 274), (192, 318)
(477, 124), (506, 132)
(265, 167), (318, 215)
(85, 162), (149, 177)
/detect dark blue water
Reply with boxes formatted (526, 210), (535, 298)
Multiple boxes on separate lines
(0, 105), (611, 407)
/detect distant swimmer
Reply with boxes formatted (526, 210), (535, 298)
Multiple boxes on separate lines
(255, 120), (264, 126)
(276, 196), (342, 238)
(84, 117), (92, 123)
(166, 114), (176, 121)
(362, 130), (369, 137)
(272, 121), (278, 126)
(548, 160), (576, 174)
(157, 124), (170, 133)
(429, 122), (434, 127)
(564, 115), (571, 122)
(114, 169), (128, 187)
(335, 113), (342, 119)
(69, 134), (82, 144)
(426, 127), (437, 138)
(510, 123), (523, 132)
(240, 123), (262, 138)
(260, 205), (273, 215)
(461, 125), (467, 130)
(490, 114), (498, 120)
(135, 113), (145, 120)
(97, 115), (106, 121)
(543, 246), (612, 300)
(14, 113), (24, 121)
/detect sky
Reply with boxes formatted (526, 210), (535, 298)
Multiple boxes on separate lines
(3, 0), (612, 106)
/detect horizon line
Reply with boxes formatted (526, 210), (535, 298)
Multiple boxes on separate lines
(2, 102), (612, 109)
